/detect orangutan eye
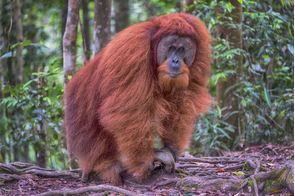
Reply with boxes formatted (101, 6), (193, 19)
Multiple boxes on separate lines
(178, 47), (185, 53)
(168, 46), (176, 52)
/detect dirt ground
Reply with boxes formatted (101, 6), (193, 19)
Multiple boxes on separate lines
(0, 142), (293, 196)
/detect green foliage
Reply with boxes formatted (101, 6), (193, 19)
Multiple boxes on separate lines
(189, 0), (294, 155)
(0, 68), (66, 169)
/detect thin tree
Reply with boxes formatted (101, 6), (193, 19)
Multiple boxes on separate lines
(63, 0), (80, 169)
(0, 4), (5, 163)
(183, 0), (196, 12)
(14, 0), (23, 86)
(175, 0), (182, 12)
(82, 0), (91, 60)
(93, 0), (111, 55)
(61, 0), (68, 60)
(36, 67), (47, 168)
(63, 0), (79, 88)
(114, 0), (130, 34)
(216, 0), (243, 148)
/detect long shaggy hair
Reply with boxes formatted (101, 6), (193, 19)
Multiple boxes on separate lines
(64, 13), (211, 185)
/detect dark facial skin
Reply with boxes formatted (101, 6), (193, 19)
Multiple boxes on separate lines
(157, 35), (196, 77)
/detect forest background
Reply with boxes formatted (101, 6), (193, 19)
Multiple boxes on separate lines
(0, 0), (293, 170)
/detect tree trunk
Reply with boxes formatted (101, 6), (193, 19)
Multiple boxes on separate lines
(14, 0), (30, 163)
(144, 0), (156, 18)
(63, 0), (79, 169)
(114, 0), (130, 34)
(93, 0), (111, 55)
(63, 0), (79, 88)
(0, 14), (5, 163)
(82, 0), (91, 60)
(14, 0), (23, 86)
(175, 0), (182, 12)
(36, 67), (47, 168)
(2, 0), (16, 86)
(61, 0), (68, 60)
(183, 0), (196, 12)
(2, 0), (19, 162)
(216, 0), (243, 148)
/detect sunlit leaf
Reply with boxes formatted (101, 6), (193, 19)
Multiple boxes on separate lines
(0, 52), (12, 59)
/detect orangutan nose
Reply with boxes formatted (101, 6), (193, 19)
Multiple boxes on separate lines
(169, 56), (181, 76)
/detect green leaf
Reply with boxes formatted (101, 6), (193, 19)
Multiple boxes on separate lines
(1, 188), (14, 192)
(31, 43), (47, 48)
(216, 127), (231, 139)
(263, 87), (271, 107)
(11, 40), (32, 49)
(241, 99), (250, 106)
(287, 44), (294, 55)
(53, 132), (59, 140)
(21, 40), (32, 47)
(214, 102), (221, 116)
(237, 0), (243, 4)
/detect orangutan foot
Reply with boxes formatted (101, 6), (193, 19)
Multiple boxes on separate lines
(154, 147), (175, 173)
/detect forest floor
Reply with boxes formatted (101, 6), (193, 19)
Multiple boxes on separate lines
(0, 142), (293, 196)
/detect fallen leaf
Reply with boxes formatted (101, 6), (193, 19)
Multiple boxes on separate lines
(215, 167), (226, 172)
(269, 189), (282, 193)
(239, 142), (244, 148)
(233, 171), (245, 176)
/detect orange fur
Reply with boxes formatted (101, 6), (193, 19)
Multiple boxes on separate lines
(157, 60), (190, 93)
(64, 13), (212, 185)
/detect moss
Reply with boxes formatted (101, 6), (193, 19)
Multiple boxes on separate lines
(265, 180), (275, 186)
(103, 191), (109, 196)
(286, 172), (293, 184)
(255, 176), (261, 185)
(244, 162), (250, 171)
(248, 178), (254, 187)
(277, 169), (287, 185)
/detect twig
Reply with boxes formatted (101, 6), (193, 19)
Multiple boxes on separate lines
(234, 94), (287, 134)
(259, 182), (265, 190)
(238, 179), (248, 192)
(153, 178), (179, 188)
(224, 164), (245, 170)
(245, 159), (257, 169)
(254, 159), (260, 174)
(179, 157), (241, 164)
(251, 102), (287, 134)
(260, 147), (278, 155)
(250, 175), (259, 196)
(18, 184), (23, 195)
(244, 41), (257, 83)
(36, 185), (143, 196)
(176, 164), (205, 169)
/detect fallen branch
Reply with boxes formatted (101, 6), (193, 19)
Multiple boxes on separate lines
(179, 157), (242, 164)
(0, 162), (79, 184)
(36, 184), (143, 196)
